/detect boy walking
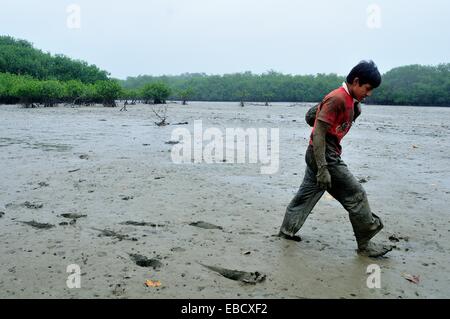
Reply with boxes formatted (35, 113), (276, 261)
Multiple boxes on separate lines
(278, 60), (392, 258)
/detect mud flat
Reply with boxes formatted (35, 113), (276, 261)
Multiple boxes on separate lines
(0, 102), (449, 298)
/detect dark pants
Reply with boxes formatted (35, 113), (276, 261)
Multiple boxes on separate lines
(280, 145), (382, 244)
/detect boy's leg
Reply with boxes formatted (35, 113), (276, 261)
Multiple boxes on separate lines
(327, 158), (392, 256)
(279, 165), (325, 238)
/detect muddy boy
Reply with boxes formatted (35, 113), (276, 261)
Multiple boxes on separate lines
(278, 60), (392, 258)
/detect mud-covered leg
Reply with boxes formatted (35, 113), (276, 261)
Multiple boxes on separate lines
(327, 160), (392, 257)
(279, 166), (325, 239)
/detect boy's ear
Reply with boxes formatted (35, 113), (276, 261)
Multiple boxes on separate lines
(352, 77), (360, 86)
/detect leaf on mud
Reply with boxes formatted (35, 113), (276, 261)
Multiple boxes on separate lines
(401, 273), (420, 284)
(144, 280), (161, 287)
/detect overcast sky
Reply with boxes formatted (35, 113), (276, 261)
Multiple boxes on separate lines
(1, 0), (449, 79)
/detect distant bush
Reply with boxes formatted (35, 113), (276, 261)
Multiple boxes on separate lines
(0, 72), (122, 107)
(178, 87), (194, 105)
(141, 82), (171, 104)
(95, 80), (122, 107)
(64, 80), (85, 104)
(12, 77), (41, 107)
(121, 88), (141, 104)
(40, 80), (65, 107)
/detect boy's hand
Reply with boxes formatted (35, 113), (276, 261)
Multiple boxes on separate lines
(317, 166), (331, 189)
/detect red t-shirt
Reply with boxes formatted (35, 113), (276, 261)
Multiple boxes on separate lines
(309, 87), (355, 155)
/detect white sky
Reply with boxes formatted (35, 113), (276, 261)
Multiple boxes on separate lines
(1, 0), (449, 79)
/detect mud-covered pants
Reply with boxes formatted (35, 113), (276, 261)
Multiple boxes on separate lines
(279, 145), (382, 244)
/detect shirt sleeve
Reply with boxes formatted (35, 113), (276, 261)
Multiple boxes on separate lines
(316, 96), (344, 126)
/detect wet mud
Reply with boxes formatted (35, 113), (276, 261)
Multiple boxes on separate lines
(0, 102), (449, 298)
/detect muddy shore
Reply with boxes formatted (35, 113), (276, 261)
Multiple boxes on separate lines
(0, 102), (449, 298)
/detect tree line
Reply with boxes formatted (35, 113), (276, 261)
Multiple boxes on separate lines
(1, 35), (449, 107)
(120, 71), (344, 104)
(121, 64), (450, 107)
(368, 64), (450, 106)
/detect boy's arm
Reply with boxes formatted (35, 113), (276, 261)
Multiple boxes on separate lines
(313, 120), (331, 189)
(312, 96), (343, 189)
(353, 102), (361, 122)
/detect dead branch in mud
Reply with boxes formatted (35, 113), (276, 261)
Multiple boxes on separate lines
(152, 104), (169, 126)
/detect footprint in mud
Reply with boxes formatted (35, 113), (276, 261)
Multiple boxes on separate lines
(120, 195), (134, 201)
(33, 182), (49, 189)
(59, 213), (87, 220)
(29, 142), (72, 152)
(357, 176), (371, 184)
(21, 220), (55, 230)
(22, 201), (44, 209)
(129, 254), (163, 270)
(189, 221), (223, 230)
(92, 228), (138, 241)
(112, 283), (126, 297)
(0, 137), (23, 147)
(59, 220), (76, 226)
(120, 221), (164, 227)
(199, 263), (266, 284)
(389, 234), (410, 242)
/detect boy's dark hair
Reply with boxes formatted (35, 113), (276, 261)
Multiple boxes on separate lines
(346, 60), (382, 88)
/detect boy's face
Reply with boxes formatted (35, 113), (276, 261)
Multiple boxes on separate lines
(351, 78), (374, 102)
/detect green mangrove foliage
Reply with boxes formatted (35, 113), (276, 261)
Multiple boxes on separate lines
(0, 35), (109, 83)
(1, 35), (449, 107)
(0, 72), (122, 107)
(121, 65), (450, 106)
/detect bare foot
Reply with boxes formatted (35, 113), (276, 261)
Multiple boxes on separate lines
(277, 231), (302, 242)
(358, 241), (393, 258)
